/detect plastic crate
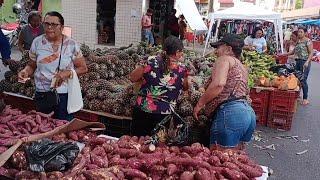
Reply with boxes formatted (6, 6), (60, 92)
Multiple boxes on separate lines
(74, 110), (99, 122)
(100, 117), (132, 138)
(267, 110), (294, 131)
(269, 90), (299, 113)
(249, 88), (270, 126)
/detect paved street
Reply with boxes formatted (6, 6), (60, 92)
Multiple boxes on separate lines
(2, 47), (320, 180)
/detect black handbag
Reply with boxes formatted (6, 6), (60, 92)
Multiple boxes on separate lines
(34, 37), (64, 114)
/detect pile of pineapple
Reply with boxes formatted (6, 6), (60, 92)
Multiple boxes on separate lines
(0, 52), (35, 98)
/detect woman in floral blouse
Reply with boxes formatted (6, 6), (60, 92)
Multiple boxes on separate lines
(130, 36), (189, 136)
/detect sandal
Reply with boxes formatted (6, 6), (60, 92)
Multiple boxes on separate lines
(302, 99), (309, 105)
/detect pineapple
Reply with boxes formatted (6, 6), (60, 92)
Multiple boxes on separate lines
(88, 99), (103, 111)
(114, 68), (124, 77)
(4, 71), (15, 81)
(97, 90), (112, 100)
(88, 63), (100, 72)
(11, 83), (22, 93)
(178, 101), (193, 117)
(85, 88), (98, 100)
(80, 44), (92, 57)
(190, 90), (203, 106)
(111, 103), (124, 115)
(88, 72), (100, 81)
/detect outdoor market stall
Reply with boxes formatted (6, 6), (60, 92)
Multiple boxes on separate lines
(203, 2), (284, 55)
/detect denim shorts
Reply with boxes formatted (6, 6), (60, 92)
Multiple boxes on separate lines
(210, 100), (256, 147)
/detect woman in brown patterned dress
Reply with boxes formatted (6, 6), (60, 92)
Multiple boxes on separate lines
(193, 34), (256, 150)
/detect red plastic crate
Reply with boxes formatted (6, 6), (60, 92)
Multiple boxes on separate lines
(269, 90), (299, 113)
(267, 110), (294, 130)
(74, 110), (99, 122)
(249, 88), (270, 126)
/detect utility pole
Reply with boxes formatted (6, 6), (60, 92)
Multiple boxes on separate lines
(208, 0), (214, 13)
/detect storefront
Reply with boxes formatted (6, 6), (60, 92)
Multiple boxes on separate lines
(61, 0), (148, 48)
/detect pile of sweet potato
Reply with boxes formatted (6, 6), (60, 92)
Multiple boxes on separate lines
(1, 134), (264, 180)
(0, 106), (68, 152)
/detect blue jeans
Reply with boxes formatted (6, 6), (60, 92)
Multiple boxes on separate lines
(210, 100), (256, 147)
(295, 59), (311, 99)
(142, 29), (154, 45)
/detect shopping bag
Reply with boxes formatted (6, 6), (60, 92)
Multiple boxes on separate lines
(67, 69), (83, 114)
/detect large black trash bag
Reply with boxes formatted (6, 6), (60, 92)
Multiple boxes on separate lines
(25, 138), (79, 172)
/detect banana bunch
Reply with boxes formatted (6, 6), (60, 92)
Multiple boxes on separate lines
(242, 51), (277, 86)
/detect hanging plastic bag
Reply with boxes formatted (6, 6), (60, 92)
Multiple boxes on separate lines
(25, 138), (79, 172)
(67, 69), (83, 114)
(150, 106), (189, 146)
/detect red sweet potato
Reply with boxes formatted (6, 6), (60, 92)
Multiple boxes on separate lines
(103, 143), (116, 153)
(223, 162), (240, 172)
(31, 126), (39, 134)
(169, 146), (180, 154)
(0, 146), (7, 153)
(180, 171), (194, 180)
(151, 165), (166, 175)
(68, 131), (78, 141)
(88, 137), (106, 146)
(131, 136), (139, 142)
(25, 122), (32, 132)
(26, 119), (37, 127)
(47, 171), (63, 179)
(35, 115), (42, 124)
(1, 115), (12, 123)
(221, 168), (243, 180)
(86, 164), (99, 170)
(121, 168), (148, 179)
(126, 157), (144, 169)
(167, 163), (178, 176)
(90, 154), (105, 168)
(116, 148), (139, 158)
(194, 168), (211, 180)
(92, 146), (106, 156)
(7, 121), (16, 131)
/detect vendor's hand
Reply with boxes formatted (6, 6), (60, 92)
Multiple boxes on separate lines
(53, 70), (71, 88)
(193, 103), (203, 121)
(18, 69), (29, 81)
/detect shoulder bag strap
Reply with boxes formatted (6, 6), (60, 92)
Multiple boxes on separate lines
(56, 36), (64, 72)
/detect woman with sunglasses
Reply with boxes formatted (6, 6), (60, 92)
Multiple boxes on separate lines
(18, 11), (44, 53)
(18, 11), (88, 120)
(194, 34), (256, 150)
(129, 36), (189, 136)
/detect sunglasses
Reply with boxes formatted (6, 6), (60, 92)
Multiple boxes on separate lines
(43, 22), (61, 28)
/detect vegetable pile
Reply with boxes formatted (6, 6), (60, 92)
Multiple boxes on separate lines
(0, 106), (68, 152)
(1, 135), (264, 179)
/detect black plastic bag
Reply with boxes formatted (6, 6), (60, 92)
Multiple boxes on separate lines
(150, 109), (189, 146)
(25, 138), (79, 172)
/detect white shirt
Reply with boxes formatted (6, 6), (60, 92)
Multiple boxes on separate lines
(244, 36), (267, 53)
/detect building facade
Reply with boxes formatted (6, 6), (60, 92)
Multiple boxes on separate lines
(61, 0), (148, 48)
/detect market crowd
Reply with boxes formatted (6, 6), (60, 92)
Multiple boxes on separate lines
(0, 5), (313, 151)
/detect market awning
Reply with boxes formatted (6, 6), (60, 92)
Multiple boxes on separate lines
(176, 0), (208, 34)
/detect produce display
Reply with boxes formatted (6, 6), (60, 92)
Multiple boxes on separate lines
(0, 106), (68, 152)
(256, 74), (299, 90)
(0, 52), (34, 97)
(242, 50), (277, 88)
(1, 133), (264, 179)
